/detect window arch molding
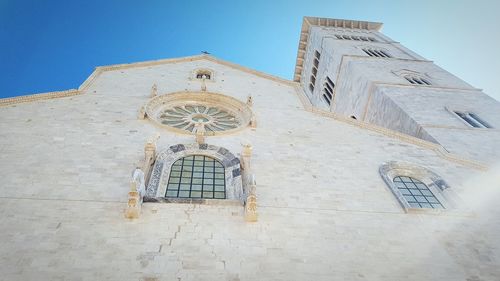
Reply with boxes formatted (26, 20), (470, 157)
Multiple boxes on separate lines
(145, 143), (243, 203)
(379, 161), (458, 212)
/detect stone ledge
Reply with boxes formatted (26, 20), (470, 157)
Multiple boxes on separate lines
(143, 197), (243, 206)
(292, 84), (489, 171)
(0, 89), (80, 107)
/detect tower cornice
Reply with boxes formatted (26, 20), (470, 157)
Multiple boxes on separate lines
(293, 17), (383, 82)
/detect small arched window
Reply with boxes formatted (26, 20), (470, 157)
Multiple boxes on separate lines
(404, 75), (431, 85)
(196, 71), (211, 80)
(335, 34), (378, 42)
(393, 176), (443, 209)
(166, 155), (225, 199)
(322, 76), (335, 106)
(193, 69), (213, 80)
(362, 48), (392, 58)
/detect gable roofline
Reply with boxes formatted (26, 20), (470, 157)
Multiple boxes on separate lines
(80, 54), (297, 92)
(293, 16), (383, 82)
(1, 54), (297, 107)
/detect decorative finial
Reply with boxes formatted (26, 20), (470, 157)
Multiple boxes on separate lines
(241, 141), (253, 158)
(145, 133), (160, 152)
(138, 106), (147, 120)
(151, 84), (158, 98)
(250, 114), (257, 128)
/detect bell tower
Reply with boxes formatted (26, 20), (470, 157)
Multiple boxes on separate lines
(294, 17), (500, 165)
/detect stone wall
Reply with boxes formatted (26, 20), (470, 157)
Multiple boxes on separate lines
(0, 58), (499, 281)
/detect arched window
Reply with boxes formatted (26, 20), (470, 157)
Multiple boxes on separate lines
(404, 75), (432, 85)
(193, 69), (214, 80)
(145, 143), (244, 202)
(379, 161), (460, 212)
(362, 48), (392, 58)
(322, 76), (335, 106)
(196, 71), (211, 80)
(166, 155), (225, 199)
(335, 34), (378, 42)
(453, 111), (493, 129)
(393, 176), (443, 209)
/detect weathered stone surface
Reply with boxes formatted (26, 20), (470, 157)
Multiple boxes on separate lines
(0, 17), (499, 281)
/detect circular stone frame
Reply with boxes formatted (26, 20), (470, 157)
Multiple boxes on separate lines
(145, 92), (253, 136)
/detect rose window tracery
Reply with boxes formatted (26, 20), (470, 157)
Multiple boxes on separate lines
(144, 92), (253, 135)
(159, 105), (240, 133)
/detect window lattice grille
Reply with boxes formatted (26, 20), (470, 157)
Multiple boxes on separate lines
(393, 176), (444, 209)
(166, 155), (226, 199)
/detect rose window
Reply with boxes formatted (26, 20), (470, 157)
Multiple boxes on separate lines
(144, 92), (253, 135)
(159, 105), (240, 133)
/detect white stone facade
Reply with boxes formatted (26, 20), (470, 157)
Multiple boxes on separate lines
(0, 17), (499, 281)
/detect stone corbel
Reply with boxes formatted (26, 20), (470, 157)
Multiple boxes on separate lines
(240, 142), (257, 222)
(143, 134), (160, 184)
(125, 135), (159, 219)
(245, 174), (258, 222)
(246, 96), (256, 128)
(125, 168), (146, 219)
(240, 142), (252, 172)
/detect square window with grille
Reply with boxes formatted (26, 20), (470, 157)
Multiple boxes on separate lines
(166, 155), (226, 199)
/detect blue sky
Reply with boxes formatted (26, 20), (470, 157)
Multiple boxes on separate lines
(1, 0), (499, 100)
